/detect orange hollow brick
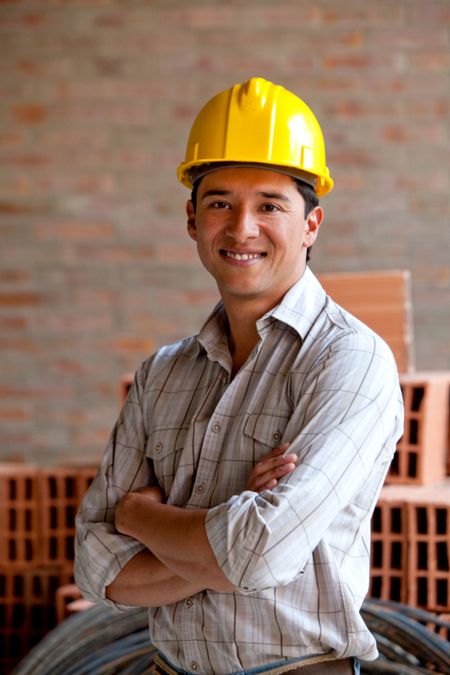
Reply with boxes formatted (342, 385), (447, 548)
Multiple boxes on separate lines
(369, 499), (408, 604)
(387, 372), (450, 485)
(0, 464), (41, 568)
(0, 565), (73, 673)
(405, 485), (450, 613)
(39, 468), (97, 567)
(378, 481), (450, 614)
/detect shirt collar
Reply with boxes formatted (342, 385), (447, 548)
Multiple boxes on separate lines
(197, 267), (327, 361)
(259, 266), (327, 340)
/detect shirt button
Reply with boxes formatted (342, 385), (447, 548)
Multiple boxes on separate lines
(191, 662), (199, 672)
(185, 597), (193, 607)
(196, 483), (205, 494)
(212, 423), (221, 433)
(155, 442), (163, 453)
(273, 431), (281, 442)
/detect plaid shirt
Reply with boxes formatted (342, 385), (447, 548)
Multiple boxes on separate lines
(75, 267), (403, 674)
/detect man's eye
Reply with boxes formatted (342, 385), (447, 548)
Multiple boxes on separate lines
(210, 201), (230, 209)
(261, 204), (280, 213)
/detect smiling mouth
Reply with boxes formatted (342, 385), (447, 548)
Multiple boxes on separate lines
(221, 250), (266, 261)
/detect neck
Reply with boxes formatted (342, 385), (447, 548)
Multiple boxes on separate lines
(222, 297), (272, 375)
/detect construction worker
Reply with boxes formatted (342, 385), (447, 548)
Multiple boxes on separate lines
(75, 78), (404, 674)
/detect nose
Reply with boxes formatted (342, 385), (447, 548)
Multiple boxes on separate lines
(225, 206), (260, 241)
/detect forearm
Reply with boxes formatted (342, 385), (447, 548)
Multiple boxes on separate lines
(115, 493), (234, 592)
(106, 549), (206, 607)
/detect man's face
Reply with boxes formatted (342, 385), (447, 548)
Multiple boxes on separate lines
(186, 166), (322, 312)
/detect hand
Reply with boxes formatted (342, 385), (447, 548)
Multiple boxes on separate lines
(246, 444), (298, 492)
(132, 485), (165, 503)
(115, 485), (164, 535)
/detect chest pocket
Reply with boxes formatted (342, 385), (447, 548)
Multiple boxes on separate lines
(145, 426), (189, 491)
(243, 411), (291, 461)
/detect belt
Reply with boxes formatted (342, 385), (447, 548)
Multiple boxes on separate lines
(152, 655), (355, 675)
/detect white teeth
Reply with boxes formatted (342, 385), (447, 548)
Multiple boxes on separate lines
(225, 251), (260, 261)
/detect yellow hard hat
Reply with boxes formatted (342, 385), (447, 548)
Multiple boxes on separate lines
(177, 77), (333, 196)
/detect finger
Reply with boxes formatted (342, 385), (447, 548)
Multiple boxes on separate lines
(248, 461), (297, 492)
(261, 443), (290, 462)
(250, 452), (298, 478)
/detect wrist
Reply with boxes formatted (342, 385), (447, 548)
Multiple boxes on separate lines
(115, 492), (149, 536)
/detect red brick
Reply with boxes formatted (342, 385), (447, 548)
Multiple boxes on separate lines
(0, 292), (44, 307)
(12, 104), (47, 124)
(33, 220), (114, 241)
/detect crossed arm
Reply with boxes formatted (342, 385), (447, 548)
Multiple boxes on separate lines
(106, 445), (297, 607)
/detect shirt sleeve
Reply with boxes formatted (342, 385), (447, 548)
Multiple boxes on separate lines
(74, 363), (154, 608)
(205, 330), (404, 593)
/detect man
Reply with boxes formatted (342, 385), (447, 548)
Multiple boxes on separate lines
(75, 77), (403, 675)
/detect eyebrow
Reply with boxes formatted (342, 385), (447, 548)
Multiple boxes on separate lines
(200, 189), (291, 203)
(200, 189), (231, 201)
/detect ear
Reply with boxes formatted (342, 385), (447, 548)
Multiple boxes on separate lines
(304, 206), (323, 247)
(186, 200), (197, 241)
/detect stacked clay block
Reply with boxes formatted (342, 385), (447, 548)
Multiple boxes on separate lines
(371, 482), (450, 614)
(0, 465), (41, 568)
(0, 464), (96, 673)
(39, 468), (97, 566)
(387, 372), (450, 485)
(370, 499), (407, 603)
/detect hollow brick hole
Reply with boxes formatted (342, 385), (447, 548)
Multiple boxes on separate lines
(409, 418), (419, 445)
(12, 603), (25, 629)
(436, 508), (447, 535)
(436, 542), (449, 572)
(418, 577), (428, 606)
(418, 542), (428, 570)
(8, 479), (16, 500)
(65, 504), (75, 527)
(65, 536), (74, 559)
(437, 579), (448, 606)
(408, 452), (418, 477)
(372, 541), (382, 567)
(371, 577), (381, 597)
(25, 539), (33, 562)
(390, 507), (402, 533)
(25, 479), (33, 500)
(390, 577), (401, 601)
(390, 453), (400, 476)
(372, 507), (381, 532)
(411, 386), (424, 411)
(48, 477), (57, 499)
(65, 477), (75, 498)
(13, 575), (23, 597)
(390, 542), (402, 569)
(416, 507), (428, 534)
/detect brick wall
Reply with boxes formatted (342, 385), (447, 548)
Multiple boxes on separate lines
(1, 0), (449, 464)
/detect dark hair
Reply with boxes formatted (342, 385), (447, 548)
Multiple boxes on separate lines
(190, 173), (319, 262)
(292, 178), (319, 262)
